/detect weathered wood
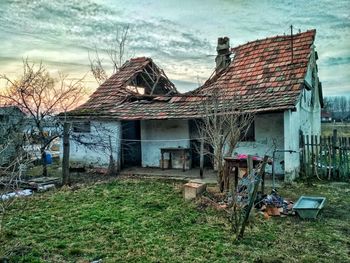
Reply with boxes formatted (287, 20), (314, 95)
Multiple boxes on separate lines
(327, 136), (332, 180)
(311, 135), (315, 177)
(247, 155), (253, 176)
(62, 122), (70, 185)
(346, 138), (349, 175)
(199, 138), (204, 178)
(301, 133), (350, 180)
(338, 137), (343, 178)
(322, 136), (327, 177)
(315, 135), (319, 178)
(332, 129), (337, 177)
(306, 135), (310, 177)
(237, 155), (268, 240)
(300, 131), (307, 176)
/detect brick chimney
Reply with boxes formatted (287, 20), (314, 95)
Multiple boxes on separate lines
(215, 37), (231, 73)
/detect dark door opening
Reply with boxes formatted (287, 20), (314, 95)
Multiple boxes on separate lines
(121, 121), (141, 168)
(190, 140), (213, 168)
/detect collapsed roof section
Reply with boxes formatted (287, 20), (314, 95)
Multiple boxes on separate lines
(72, 57), (177, 114)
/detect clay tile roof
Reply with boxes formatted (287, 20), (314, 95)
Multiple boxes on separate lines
(69, 57), (177, 115)
(67, 30), (316, 120)
(192, 29), (316, 112)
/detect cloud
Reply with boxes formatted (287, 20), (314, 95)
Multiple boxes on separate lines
(0, 0), (349, 95)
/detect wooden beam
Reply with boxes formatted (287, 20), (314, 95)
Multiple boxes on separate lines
(199, 138), (204, 178)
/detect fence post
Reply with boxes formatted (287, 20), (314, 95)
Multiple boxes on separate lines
(311, 135), (315, 177)
(62, 122), (71, 185)
(328, 136), (332, 180)
(306, 135), (310, 178)
(332, 129), (337, 178)
(299, 130), (306, 177)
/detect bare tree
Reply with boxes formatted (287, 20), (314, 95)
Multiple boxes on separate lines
(0, 59), (86, 177)
(89, 24), (131, 84)
(0, 115), (31, 237)
(196, 87), (254, 191)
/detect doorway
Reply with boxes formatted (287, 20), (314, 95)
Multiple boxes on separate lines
(121, 121), (141, 167)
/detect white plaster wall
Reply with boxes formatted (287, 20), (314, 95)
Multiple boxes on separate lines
(283, 109), (301, 181)
(284, 78), (321, 180)
(234, 113), (284, 174)
(284, 45), (321, 181)
(60, 121), (121, 167)
(141, 119), (190, 168)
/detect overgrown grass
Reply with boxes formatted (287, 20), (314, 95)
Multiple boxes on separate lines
(322, 122), (350, 137)
(1, 179), (349, 262)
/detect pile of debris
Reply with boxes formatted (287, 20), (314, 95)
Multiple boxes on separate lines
(256, 189), (294, 219)
(0, 176), (59, 201)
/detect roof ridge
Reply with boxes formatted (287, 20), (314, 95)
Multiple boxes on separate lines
(231, 29), (316, 52)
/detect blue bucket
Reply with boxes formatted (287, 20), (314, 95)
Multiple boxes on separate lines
(45, 152), (52, 165)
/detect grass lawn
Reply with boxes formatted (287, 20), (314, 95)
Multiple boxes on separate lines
(1, 178), (350, 262)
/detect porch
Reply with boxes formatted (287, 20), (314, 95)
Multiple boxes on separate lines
(119, 167), (217, 184)
(119, 167), (283, 188)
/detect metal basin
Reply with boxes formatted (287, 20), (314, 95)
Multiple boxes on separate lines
(293, 196), (326, 219)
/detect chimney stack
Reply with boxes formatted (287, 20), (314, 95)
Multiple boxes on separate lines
(215, 37), (231, 72)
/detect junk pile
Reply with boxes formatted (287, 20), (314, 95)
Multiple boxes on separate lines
(256, 189), (294, 218)
(0, 177), (59, 201)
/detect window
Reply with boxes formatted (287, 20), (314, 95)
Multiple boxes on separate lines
(72, 121), (91, 133)
(241, 121), (255, 141)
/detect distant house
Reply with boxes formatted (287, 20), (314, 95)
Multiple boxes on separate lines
(321, 111), (332, 122)
(64, 29), (322, 181)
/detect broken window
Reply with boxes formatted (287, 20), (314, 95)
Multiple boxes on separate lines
(72, 121), (91, 133)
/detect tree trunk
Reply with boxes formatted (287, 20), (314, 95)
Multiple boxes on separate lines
(62, 122), (70, 185)
(41, 149), (47, 177)
(107, 135), (117, 176)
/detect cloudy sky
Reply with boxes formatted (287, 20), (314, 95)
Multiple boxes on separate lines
(0, 0), (349, 96)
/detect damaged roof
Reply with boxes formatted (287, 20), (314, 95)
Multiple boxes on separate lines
(73, 57), (178, 113)
(67, 30), (317, 120)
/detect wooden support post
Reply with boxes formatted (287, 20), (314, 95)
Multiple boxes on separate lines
(199, 138), (204, 178)
(247, 155), (253, 175)
(261, 166), (265, 194)
(161, 150), (164, 170)
(182, 149), (186, 172)
(62, 122), (70, 185)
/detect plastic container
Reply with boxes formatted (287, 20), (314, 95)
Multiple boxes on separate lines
(293, 196), (326, 219)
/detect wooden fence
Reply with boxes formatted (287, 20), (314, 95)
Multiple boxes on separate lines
(300, 130), (350, 180)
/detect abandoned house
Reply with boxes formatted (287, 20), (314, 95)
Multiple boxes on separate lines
(63, 29), (322, 181)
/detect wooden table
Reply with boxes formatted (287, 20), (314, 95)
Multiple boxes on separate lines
(160, 147), (191, 172)
(224, 156), (266, 194)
